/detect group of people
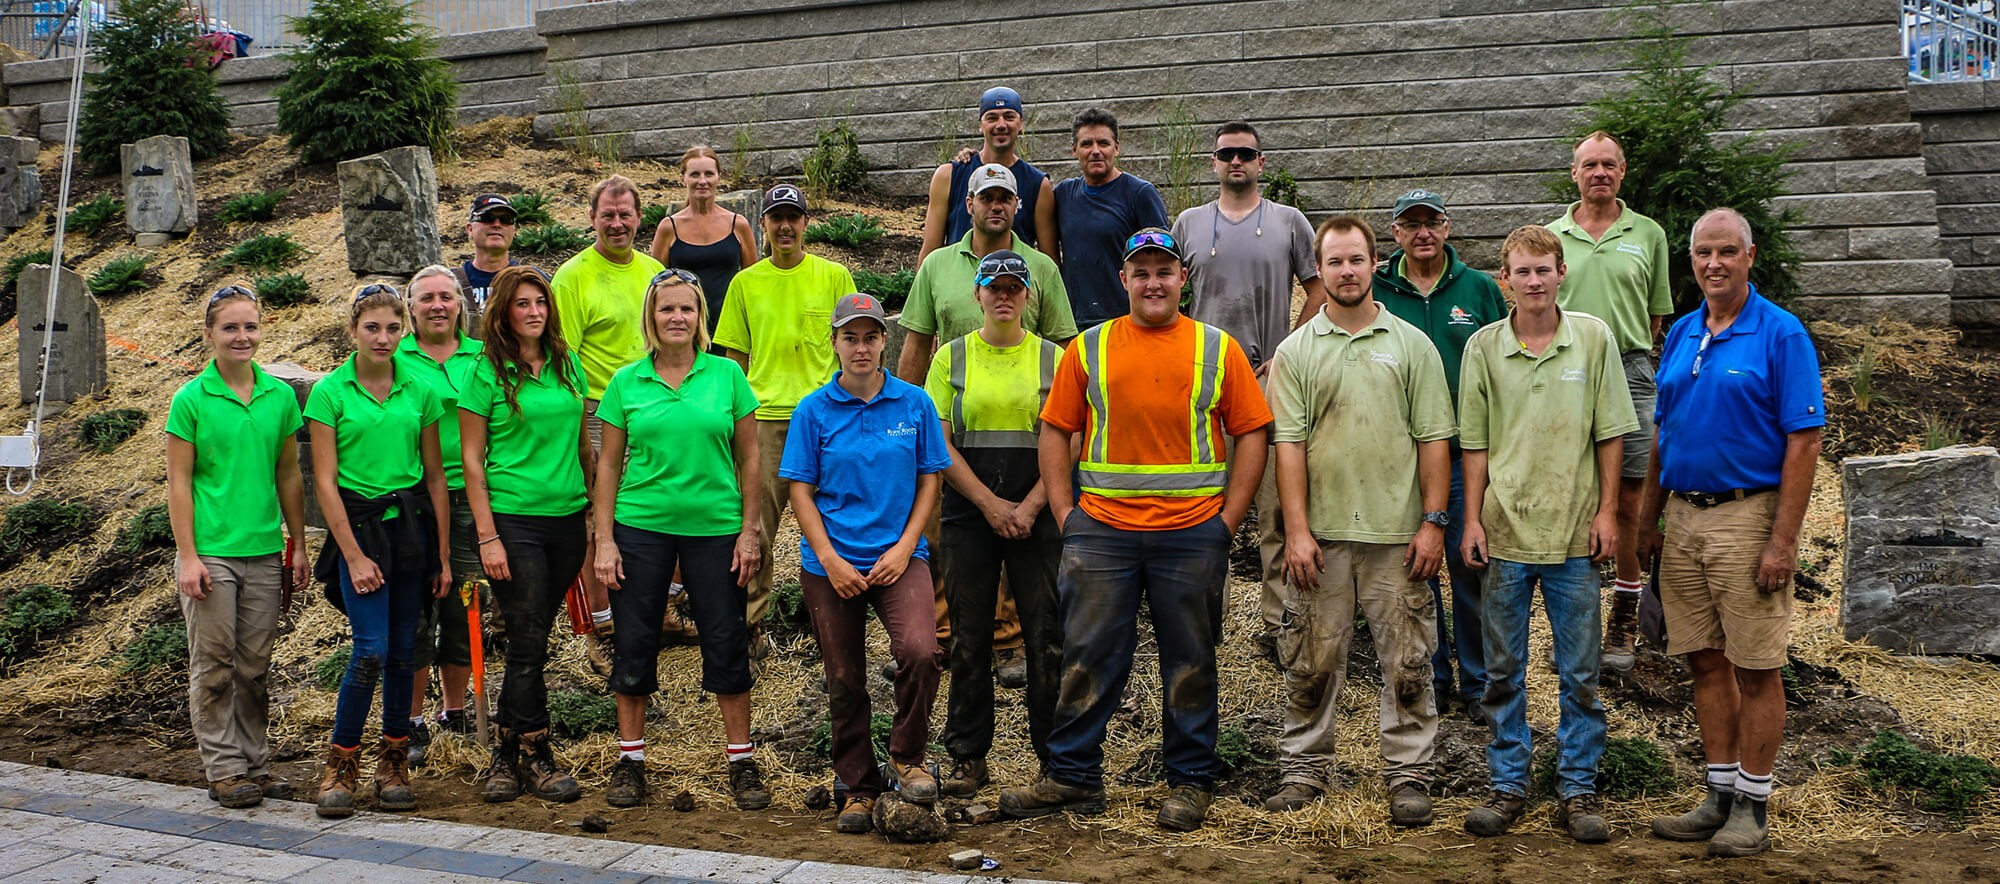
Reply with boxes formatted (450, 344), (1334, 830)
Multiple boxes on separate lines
(164, 85), (1823, 859)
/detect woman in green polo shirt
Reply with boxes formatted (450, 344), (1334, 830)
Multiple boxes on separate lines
(591, 269), (764, 811)
(396, 265), (485, 765)
(167, 284), (310, 810)
(304, 284), (454, 819)
(460, 264), (592, 804)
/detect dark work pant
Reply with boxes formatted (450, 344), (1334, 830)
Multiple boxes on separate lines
(802, 564), (940, 800)
(489, 510), (587, 734)
(938, 516), (1063, 762)
(1430, 457), (1488, 708)
(331, 519), (428, 748)
(607, 524), (751, 697)
(1044, 509), (1231, 791)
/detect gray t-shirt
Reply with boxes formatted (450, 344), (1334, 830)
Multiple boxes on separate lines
(1173, 200), (1319, 367)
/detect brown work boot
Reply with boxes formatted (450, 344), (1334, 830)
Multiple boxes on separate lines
(584, 621), (615, 680)
(836, 795), (875, 833)
(1603, 590), (1640, 673)
(661, 599), (701, 646)
(1388, 781), (1435, 827)
(249, 773), (292, 800)
(941, 757), (989, 799)
(889, 759), (939, 805)
(373, 735), (417, 811)
(994, 647), (1027, 690)
(1651, 786), (1733, 841)
(1262, 782), (1320, 813)
(1707, 793), (1770, 858)
(515, 729), (582, 802)
(315, 744), (362, 818)
(604, 757), (647, 808)
(729, 758), (771, 811)
(1559, 792), (1611, 843)
(482, 728), (521, 803)
(999, 777), (1107, 819)
(1464, 791), (1526, 836)
(207, 775), (262, 809)
(1157, 784), (1213, 832)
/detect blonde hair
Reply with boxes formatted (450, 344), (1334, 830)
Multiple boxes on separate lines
(347, 282), (407, 328)
(1500, 225), (1565, 272)
(405, 264), (470, 337)
(641, 273), (711, 356)
(587, 174), (641, 215)
(204, 283), (259, 328)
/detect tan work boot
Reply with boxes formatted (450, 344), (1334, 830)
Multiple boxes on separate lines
(315, 744), (362, 818)
(1262, 782), (1320, 813)
(1157, 784), (1213, 832)
(1464, 791), (1526, 836)
(889, 759), (939, 805)
(249, 773), (292, 800)
(941, 757), (989, 799)
(999, 777), (1107, 819)
(207, 775), (262, 809)
(1388, 780), (1434, 827)
(373, 735), (417, 811)
(482, 727), (521, 803)
(1559, 792), (1611, 842)
(836, 795), (875, 833)
(514, 729), (582, 802)
(585, 620), (615, 680)
(729, 758), (772, 810)
(1603, 590), (1640, 672)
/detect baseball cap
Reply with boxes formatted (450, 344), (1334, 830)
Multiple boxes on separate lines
(975, 250), (1031, 288)
(980, 86), (1023, 114)
(763, 183), (807, 215)
(830, 292), (888, 329)
(969, 163), (1017, 197)
(1121, 227), (1183, 263)
(469, 193), (515, 222)
(1392, 189), (1448, 220)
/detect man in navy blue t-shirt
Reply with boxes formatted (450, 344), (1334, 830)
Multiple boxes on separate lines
(922, 86), (1057, 262)
(1052, 108), (1169, 328)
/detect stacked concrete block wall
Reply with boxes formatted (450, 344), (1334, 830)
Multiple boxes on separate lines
(1909, 81), (2000, 327)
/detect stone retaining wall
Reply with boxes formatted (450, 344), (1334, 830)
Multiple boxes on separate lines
(1910, 80), (2000, 327)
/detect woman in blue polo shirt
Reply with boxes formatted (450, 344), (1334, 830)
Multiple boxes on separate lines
(779, 293), (953, 835)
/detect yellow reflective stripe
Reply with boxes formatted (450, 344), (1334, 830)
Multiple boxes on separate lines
(1081, 324), (1109, 464)
(1077, 462), (1230, 493)
(947, 337), (969, 430)
(959, 429), (1039, 448)
(1188, 323), (1225, 464)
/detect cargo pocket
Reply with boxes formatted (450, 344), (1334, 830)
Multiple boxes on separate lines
(1275, 604), (1312, 676)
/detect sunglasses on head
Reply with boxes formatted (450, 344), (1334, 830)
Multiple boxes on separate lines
(1125, 230), (1179, 252)
(209, 285), (257, 304)
(354, 283), (400, 302)
(1213, 146), (1262, 163)
(651, 268), (700, 287)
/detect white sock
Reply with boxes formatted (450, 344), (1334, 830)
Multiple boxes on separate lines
(1708, 763), (1740, 792)
(726, 743), (753, 764)
(669, 582), (686, 597)
(1613, 578), (1642, 594)
(619, 739), (645, 762)
(1735, 770), (1773, 801)
(591, 608), (613, 627)
(410, 716), (425, 726)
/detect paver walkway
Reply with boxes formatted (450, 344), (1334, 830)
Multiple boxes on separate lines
(0, 760), (1069, 883)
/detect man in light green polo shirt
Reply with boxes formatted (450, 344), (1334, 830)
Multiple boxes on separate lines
(1265, 215), (1454, 827)
(715, 183), (857, 650)
(1546, 131), (1671, 672)
(1458, 225), (1637, 844)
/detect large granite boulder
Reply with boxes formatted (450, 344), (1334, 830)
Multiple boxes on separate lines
(338, 146), (442, 276)
(1841, 446), (2000, 655)
(16, 264), (105, 403)
(265, 362), (327, 529)
(122, 135), (197, 246)
(0, 135), (40, 233)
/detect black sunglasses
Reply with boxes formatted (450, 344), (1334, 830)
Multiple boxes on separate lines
(1213, 147), (1262, 163)
(209, 285), (257, 304)
(651, 268), (700, 287)
(354, 283), (400, 302)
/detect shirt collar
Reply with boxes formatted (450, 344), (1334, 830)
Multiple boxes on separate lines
(955, 229), (1017, 259)
(196, 360), (283, 402)
(825, 372), (906, 404)
(635, 352), (709, 386)
(1307, 301), (1394, 338)
(1684, 283), (1766, 340)
(1500, 307), (1577, 357)
(1555, 199), (1634, 239)
(334, 354), (418, 396)
(396, 331), (476, 360)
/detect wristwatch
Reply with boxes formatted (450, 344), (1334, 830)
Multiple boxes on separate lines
(1422, 511), (1450, 529)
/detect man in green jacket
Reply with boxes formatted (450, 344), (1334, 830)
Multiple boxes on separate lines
(1373, 189), (1509, 723)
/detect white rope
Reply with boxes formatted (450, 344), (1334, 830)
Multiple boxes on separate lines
(6, 9), (91, 496)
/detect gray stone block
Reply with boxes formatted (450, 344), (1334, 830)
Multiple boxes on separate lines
(1906, 80), (1987, 114)
(1916, 112), (2000, 145)
(1940, 204), (2000, 237)
(338, 146), (443, 276)
(0, 134), (38, 230)
(1791, 292), (1951, 325)
(0, 105), (38, 139)
(1797, 258), (1952, 294)
(1807, 23), (1900, 60)
(1822, 91), (1912, 127)
(1841, 447), (2000, 655)
(122, 135), (197, 239)
(1848, 225), (1941, 260)
(1953, 265), (2000, 299)
(1775, 191), (1937, 228)
(437, 25), (546, 61)
(1925, 142), (2000, 175)
(1952, 295), (2000, 327)
(16, 265), (106, 403)
(1934, 173), (2000, 207)
(1833, 157), (1931, 192)
(1788, 227), (1850, 261)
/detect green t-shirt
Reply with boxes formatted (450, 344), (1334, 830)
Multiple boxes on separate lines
(599, 353), (760, 536)
(1548, 200), (1672, 354)
(303, 356), (445, 501)
(395, 333), (483, 491)
(1457, 310), (1640, 564)
(460, 352), (589, 517)
(900, 233), (1077, 345)
(712, 253), (855, 420)
(1267, 304), (1456, 544)
(549, 245), (666, 399)
(165, 362), (304, 557)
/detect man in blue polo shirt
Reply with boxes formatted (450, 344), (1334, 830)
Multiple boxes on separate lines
(1053, 107), (1169, 328)
(1640, 208), (1823, 860)
(921, 86), (1058, 262)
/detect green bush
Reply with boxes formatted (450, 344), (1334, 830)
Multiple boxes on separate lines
(254, 273), (316, 309)
(116, 623), (188, 675)
(3, 250), (54, 287)
(1216, 726), (1268, 771)
(75, 0), (231, 176)
(764, 580), (807, 633)
(802, 121), (868, 197)
(1598, 736), (1677, 799)
(809, 711), (894, 762)
(547, 690), (618, 739)
(513, 222), (592, 257)
(1, 499), (91, 553)
(1553, 0), (1804, 308)
(273, 0), (459, 164)
(87, 256), (150, 297)
(639, 203), (668, 237)
(64, 195), (125, 236)
(116, 504), (173, 554)
(0, 585), (76, 656)
(510, 191), (555, 227)
(805, 213), (884, 248)
(1856, 730), (2000, 825)
(79, 408), (147, 454)
(851, 268), (914, 312)
(1263, 166), (1305, 211)
(315, 643), (352, 691)
(218, 234), (306, 273)
(216, 190), (289, 224)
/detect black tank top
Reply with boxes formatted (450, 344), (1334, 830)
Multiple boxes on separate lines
(665, 213), (744, 331)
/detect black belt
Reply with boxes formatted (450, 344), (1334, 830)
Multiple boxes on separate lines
(1671, 487), (1778, 508)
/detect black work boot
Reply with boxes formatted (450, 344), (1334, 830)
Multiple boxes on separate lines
(482, 728), (521, 803)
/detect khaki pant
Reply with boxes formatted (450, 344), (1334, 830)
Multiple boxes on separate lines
(182, 553), (284, 782)
(1254, 445), (1284, 632)
(748, 419), (792, 627)
(1274, 540), (1438, 790)
(1660, 493), (1791, 669)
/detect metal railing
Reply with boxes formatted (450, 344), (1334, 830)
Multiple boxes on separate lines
(1, 0), (578, 60)
(1906, 0), (2000, 81)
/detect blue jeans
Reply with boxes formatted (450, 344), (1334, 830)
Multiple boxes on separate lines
(331, 526), (428, 748)
(1431, 458), (1487, 707)
(1044, 509), (1230, 791)
(1481, 557), (1606, 799)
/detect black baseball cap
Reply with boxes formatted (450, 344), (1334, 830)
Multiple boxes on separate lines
(763, 184), (807, 215)
(469, 194), (515, 222)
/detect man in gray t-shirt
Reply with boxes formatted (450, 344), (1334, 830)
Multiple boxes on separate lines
(1173, 120), (1326, 370)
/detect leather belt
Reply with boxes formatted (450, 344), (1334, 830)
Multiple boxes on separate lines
(1671, 486), (1778, 508)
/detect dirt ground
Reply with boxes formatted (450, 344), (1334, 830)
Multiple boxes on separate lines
(5, 123), (2000, 883)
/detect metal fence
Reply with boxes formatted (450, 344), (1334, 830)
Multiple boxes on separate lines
(1906, 0), (2000, 81)
(0, 0), (578, 60)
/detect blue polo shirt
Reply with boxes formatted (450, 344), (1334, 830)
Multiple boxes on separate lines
(1655, 285), (1824, 494)
(779, 373), (953, 575)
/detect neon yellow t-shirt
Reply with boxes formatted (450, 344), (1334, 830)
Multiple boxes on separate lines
(713, 254), (856, 421)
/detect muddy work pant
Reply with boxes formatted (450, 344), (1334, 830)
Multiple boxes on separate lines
(746, 419), (791, 630)
(1044, 510), (1231, 791)
(1274, 540), (1439, 791)
(489, 510), (588, 735)
(183, 553), (283, 782)
(937, 516), (1063, 763)
(802, 565), (940, 800)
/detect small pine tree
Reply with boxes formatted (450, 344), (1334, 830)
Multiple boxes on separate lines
(1554, 0), (1805, 309)
(75, 0), (232, 175)
(273, 0), (459, 164)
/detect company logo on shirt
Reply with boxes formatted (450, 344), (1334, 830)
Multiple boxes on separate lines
(886, 421), (918, 438)
(1448, 306), (1476, 326)
(1561, 368), (1587, 382)
(1368, 351), (1399, 367)
(1616, 242), (1646, 257)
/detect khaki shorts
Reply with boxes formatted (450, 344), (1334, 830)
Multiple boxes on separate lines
(1659, 492), (1790, 669)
